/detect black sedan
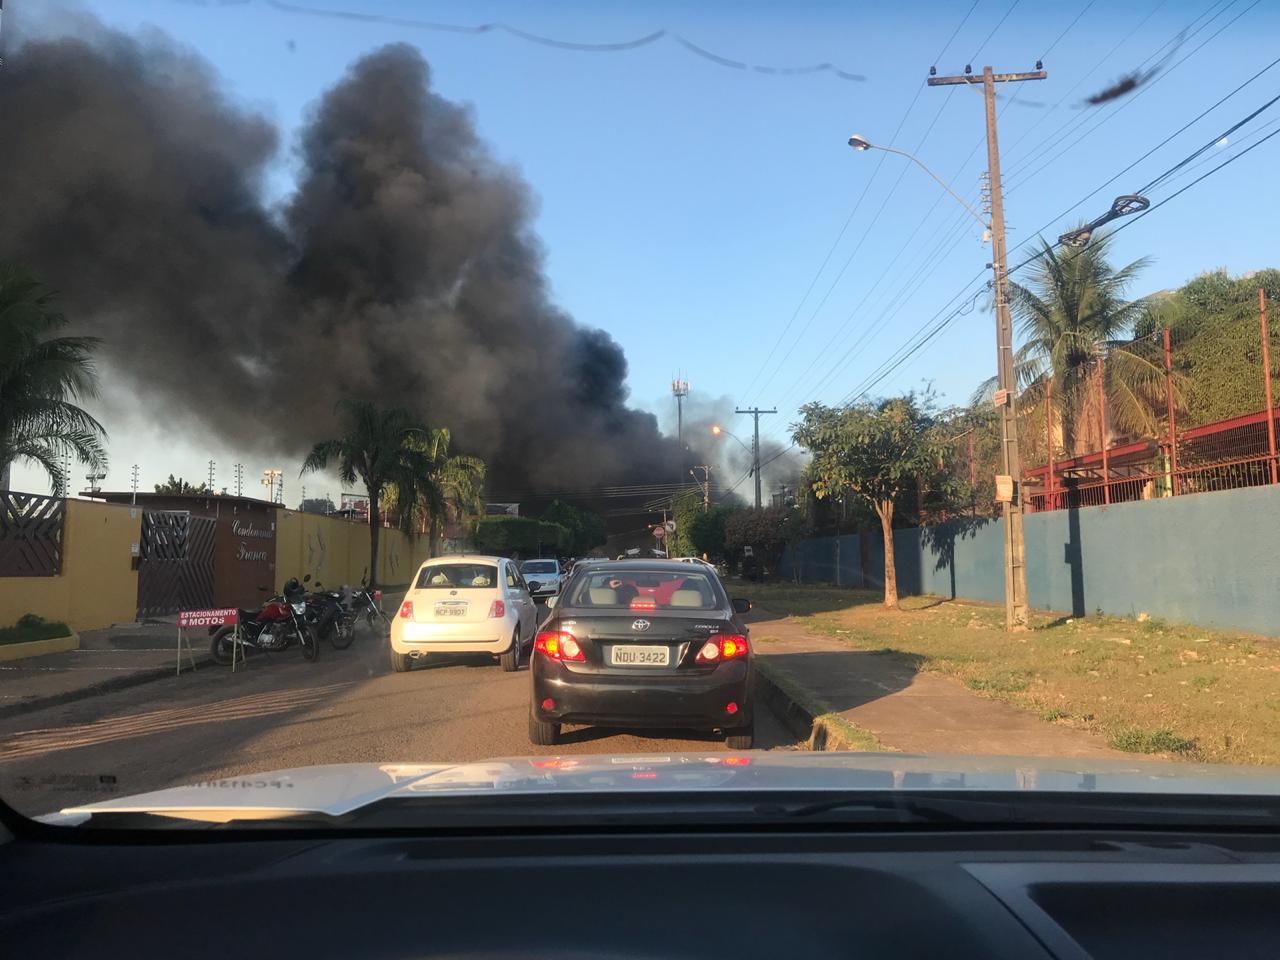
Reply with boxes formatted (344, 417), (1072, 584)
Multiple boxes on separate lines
(528, 560), (754, 748)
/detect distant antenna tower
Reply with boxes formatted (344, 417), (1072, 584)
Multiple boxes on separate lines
(671, 378), (690, 449)
(207, 459), (216, 493)
(58, 447), (71, 498)
(131, 464), (140, 506)
(234, 462), (244, 497)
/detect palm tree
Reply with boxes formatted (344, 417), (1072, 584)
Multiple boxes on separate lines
(383, 427), (485, 556)
(1008, 232), (1169, 454)
(301, 401), (427, 589)
(0, 264), (107, 493)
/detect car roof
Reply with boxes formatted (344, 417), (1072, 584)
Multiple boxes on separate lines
(420, 555), (506, 566)
(572, 559), (718, 574)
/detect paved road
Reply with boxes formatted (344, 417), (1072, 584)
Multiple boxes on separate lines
(0, 619), (797, 816)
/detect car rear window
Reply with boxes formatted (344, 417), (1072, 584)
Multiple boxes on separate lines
(416, 563), (498, 589)
(521, 561), (558, 574)
(565, 570), (720, 610)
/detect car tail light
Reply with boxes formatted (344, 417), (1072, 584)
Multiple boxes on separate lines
(725, 701), (739, 715)
(488, 599), (505, 618)
(534, 630), (585, 662)
(723, 757), (751, 766)
(695, 634), (748, 663)
(398, 600), (413, 619)
(629, 597), (656, 611)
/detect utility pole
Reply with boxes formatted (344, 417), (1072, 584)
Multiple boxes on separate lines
(735, 407), (776, 509)
(929, 64), (1044, 631)
(234, 462), (244, 497)
(690, 465), (712, 509)
(131, 464), (140, 506)
(207, 459), (216, 494)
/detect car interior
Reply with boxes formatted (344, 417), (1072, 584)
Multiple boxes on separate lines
(4, 813), (1278, 958)
(576, 572), (718, 609)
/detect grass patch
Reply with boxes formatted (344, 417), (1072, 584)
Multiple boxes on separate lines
(751, 582), (1280, 766)
(0, 613), (72, 646)
(816, 712), (885, 752)
(756, 660), (886, 752)
(1109, 726), (1197, 755)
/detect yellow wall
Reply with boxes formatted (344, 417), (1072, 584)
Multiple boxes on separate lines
(275, 511), (427, 591)
(0, 499), (141, 632)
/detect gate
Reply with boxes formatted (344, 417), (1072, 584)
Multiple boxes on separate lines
(136, 511), (215, 618)
(0, 491), (66, 577)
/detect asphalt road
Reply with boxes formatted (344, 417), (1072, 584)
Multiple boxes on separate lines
(0, 613), (798, 816)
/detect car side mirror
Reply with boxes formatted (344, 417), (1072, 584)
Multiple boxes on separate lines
(526, 581), (541, 594)
(546, 596), (558, 609)
(732, 598), (752, 614)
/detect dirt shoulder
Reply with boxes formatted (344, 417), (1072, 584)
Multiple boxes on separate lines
(743, 583), (1279, 765)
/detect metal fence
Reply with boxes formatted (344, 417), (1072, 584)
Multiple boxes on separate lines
(0, 491), (66, 577)
(1008, 287), (1278, 512)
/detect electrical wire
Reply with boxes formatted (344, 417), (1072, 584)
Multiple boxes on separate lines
(264, 0), (868, 80)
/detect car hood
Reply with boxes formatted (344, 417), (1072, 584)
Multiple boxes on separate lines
(43, 752), (1280, 824)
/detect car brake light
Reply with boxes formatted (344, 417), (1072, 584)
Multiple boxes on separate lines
(399, 600), (413, 619)
(629, 597), (657, 611)
(695, 634), (748, 664)
(723, 757), (751, 766)
(534, 630), (585, 662)
(489, 599), (505, 618)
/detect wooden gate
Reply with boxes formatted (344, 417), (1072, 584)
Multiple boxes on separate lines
(0, 491), (66, 577)
(136, 511), (215, 619)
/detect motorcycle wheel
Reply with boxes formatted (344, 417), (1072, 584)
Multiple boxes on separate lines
(210, 626), (236, 666)
(331, 616), (356, 650)
(300, 624), (320, 662)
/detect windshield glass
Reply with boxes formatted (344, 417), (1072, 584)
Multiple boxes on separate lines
(416, 564), (497, 589)
(566, 569), (721, 610)
(1, 1), (1277, 829)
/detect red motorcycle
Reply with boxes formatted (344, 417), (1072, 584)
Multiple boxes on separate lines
(209, 577), (320, 664)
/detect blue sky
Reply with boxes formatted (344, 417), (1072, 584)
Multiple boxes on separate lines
(12, 0), (1280, 496)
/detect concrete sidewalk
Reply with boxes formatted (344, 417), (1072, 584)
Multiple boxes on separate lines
(750, 612), (1124, 758)
(0, 621), (214, 719)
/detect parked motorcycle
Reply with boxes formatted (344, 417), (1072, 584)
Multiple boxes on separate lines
(209, 577), (320, 665)
(304, 577), (355, 651)
(351, 570), (391, 637)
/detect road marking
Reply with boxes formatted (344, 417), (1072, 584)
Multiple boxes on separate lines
(0, 681), (355, 763)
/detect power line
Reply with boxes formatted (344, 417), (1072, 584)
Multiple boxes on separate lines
(264, 0), (869, 81)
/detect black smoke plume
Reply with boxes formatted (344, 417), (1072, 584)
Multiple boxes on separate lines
(0, 19), (688, 491)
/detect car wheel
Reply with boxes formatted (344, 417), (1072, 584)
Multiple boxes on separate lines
(528, 710), (560, 746)
(499, 630), (520, 672)
(725, 718), (755, 750)
(389, 647), (412, 673)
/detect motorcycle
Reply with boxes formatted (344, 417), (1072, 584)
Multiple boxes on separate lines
(209, 577), (320, 665)
(350, 570), (391, 637)
(304, 577), (355, 651)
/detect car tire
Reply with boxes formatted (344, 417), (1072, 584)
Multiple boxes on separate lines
(500, 630), (520, 672)
(389, 647), (412, 673)
(725, 719), (755, 750)
(528, 710), (560, 746)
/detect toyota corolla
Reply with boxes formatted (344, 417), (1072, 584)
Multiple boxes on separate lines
(529, 560), (754, 747)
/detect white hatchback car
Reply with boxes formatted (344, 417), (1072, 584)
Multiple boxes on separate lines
(389, 556), (539, 673)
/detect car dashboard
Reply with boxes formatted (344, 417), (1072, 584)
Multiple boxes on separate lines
(3, 821), (1278, 958)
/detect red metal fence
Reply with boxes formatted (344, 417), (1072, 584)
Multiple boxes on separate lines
(1022, 287), (1278, 511)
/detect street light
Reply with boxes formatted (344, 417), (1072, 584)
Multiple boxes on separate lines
(1057, 193), (1150, 247)
(848, 134), (989, 229)
(710, 424), (753, 457)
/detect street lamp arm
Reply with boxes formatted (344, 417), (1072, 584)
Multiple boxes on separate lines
(863, 142), (988, 229)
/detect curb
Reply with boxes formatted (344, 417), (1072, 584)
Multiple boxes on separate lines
(0, 654), (217, 721)
(0, 632), (80, 663)
(754, 658), (886, 752)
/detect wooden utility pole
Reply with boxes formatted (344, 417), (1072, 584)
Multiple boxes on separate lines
(690, 464), (713, 509)
(929, 64), (1044, 630)
(735, 407), (776, 509)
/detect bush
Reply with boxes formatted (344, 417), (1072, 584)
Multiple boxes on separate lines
(473, 516), (568, 555)
(1, 614), (72, 646)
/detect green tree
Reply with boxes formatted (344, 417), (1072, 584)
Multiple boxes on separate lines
(688, 506), (735, 561)
(154, 474), (211, 495)
(301, 400), (427, 589)
(669, 488), (702, 557)
(473, 515), (568, 556)
(0, 264), (107, 492)
(383, 427), (485, 556)
(540, 500), (607, 556)
(793, 396), (948, 609)
(1008, 234), (1166, 453)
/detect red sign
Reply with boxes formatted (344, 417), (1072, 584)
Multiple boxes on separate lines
(178, 608), (238, 628)
(652, 526), (665, 540)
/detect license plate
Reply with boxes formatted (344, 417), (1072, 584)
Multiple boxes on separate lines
(611, 645), (669, 666)
(434, 601), (468, 617)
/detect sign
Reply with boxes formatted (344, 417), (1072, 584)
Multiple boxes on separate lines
(652, 525), (665, 540)
(994, 475), (1015, 503)
(178, 607), (238, 628)
(993, 388), (1010, 407)
(664, 520), (677, 533)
